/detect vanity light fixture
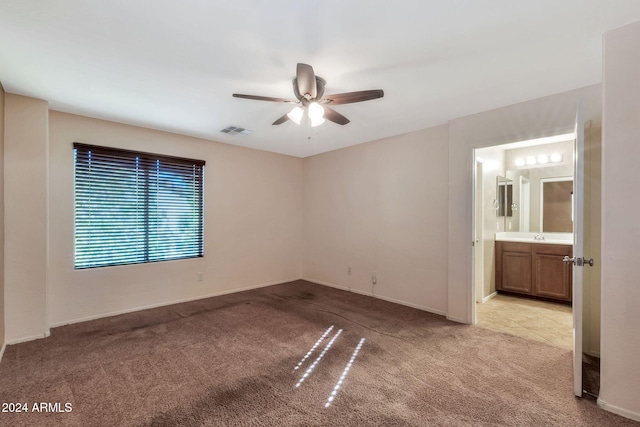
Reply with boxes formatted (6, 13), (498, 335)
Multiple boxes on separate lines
(514, 152), (564, 167)
(550, 153), (563, 163)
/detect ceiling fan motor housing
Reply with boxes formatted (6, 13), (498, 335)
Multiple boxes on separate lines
(293, 77), (326, 105)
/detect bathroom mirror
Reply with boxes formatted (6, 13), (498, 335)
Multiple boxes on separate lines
(505, 167), (573, 232)
(540, 177), (573, 232)
(496, 176), (513, 217)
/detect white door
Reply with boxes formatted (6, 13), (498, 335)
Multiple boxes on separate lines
(568, 101), (592, 397)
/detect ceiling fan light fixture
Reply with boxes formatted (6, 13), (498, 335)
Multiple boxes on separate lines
(310, 116), (325, 127)
(308, 102), (324, 119)
(287, 106), (304, 124)
(308, 102), (325, 127)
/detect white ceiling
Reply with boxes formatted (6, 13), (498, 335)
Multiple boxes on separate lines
(1, 1), (640, 158)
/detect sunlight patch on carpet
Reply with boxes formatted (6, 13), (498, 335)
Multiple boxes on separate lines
(295, 329), (342, 388)
(325, 338), (365, 408)
(294, 325), (334, 371)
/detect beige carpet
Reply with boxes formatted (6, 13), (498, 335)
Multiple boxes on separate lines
(476, 293), (573, 349)
(0, 280), (636, 426)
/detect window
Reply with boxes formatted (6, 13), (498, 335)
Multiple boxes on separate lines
(74, 143), (205, 269)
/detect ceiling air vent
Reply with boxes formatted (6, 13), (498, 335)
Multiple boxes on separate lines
(219, 126), (253, 137)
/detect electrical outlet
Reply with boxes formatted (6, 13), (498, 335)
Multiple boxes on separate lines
(197, 272), (204, 282)
(347, 267), (352, 275)
(372, 272), (377, 285)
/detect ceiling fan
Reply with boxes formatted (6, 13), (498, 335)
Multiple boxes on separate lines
(233, 63), (384, 126)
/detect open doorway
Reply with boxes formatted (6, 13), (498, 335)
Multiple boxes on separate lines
(473, 129), (601, 397)
(473, 135), (575, 349)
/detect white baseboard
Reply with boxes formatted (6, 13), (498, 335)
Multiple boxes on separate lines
(303, 278), (346, 291)
(301, 277), (447, 318)
(446, 315), (468, 324)
(0, 343), (5, 364)
(5, 333), (48, 345)
(48, 277), (302, 329)
(482, 292), (497, 303)
(598, 398), (640, 422)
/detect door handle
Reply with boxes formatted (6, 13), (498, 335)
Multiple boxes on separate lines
(563, 256), (594, 267)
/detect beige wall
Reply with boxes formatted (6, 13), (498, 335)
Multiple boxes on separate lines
(0, 84), (5, 353)
(4, 94), (49, 343)
(1, 100), (304, 342)
(302, 126), (449, 314)
(599, 21), (640, 420)
(45, 111), (303, 328)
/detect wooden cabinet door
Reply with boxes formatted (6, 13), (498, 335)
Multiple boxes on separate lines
(532, 244), (572, 301)
(496, 242), (532, 294)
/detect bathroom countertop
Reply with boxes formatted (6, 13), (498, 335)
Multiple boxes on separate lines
(495, 232), (573, 245)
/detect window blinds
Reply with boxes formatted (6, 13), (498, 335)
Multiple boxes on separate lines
(74, 143), (205, 269)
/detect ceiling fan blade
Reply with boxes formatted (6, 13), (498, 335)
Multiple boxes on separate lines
(322, 89), (384, 105)
(296, 63), (317, 99)
(272, 113), (290, 125)
(323, 106), (350, 125)
(233, 93), (296, 103)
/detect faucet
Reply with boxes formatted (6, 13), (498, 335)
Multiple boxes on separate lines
(534, 233), (545, 240)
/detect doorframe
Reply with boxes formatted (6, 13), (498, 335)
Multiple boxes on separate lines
(519, 176), (530, 232)
(470, 151), (479, 324)
(474, 159), (485, 306)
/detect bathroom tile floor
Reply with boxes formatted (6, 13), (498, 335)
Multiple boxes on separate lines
(476, 293), (573, 350)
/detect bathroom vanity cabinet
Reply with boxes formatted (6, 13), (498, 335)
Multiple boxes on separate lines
(495, 241), (573, 302)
